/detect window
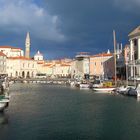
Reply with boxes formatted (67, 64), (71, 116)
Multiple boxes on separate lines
(134, 39), (137, 46)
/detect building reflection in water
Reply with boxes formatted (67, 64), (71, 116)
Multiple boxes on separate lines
(0, 113), (9, 125)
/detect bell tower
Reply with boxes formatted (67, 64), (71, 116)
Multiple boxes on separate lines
(25, 32), (30, 58)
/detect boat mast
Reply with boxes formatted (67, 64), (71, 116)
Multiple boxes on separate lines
(113, 30), (117, 87)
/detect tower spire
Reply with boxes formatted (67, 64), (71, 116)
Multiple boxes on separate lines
(25, 32), (30, 58)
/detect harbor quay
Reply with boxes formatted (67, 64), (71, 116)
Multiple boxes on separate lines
(12, 77), (75, 84)
(10, 77), (138, 87)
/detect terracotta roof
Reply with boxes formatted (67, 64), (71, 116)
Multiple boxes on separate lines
(47, 64), (55, 68)
(44, 64), (52, 66)
(8, 56), (33, 60)
(61, 64), (71, 66)
(0, 51), (6, 56)
(90, 53), (113, 58)
(55, 62), (61, 64)
(0, 46), (21, 50)
(128, 25), (140, 37)
(37, 62), (44, 64)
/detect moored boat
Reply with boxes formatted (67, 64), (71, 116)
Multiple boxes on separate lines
(116, 86), (132, 95)
(79, 83), (90, 89)
(127, 84), (140, 96)
(0, 95), (10, 112)
(93, 87), (116, 93)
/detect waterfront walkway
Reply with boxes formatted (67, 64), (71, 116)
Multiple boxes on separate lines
(10, 78), (138, 87)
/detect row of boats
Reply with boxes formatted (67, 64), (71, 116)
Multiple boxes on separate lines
(69, 80), (140, 98)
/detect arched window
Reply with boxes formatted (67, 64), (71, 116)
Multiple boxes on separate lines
(27, 71), (30, 78)
(15, 71), (18, 77)
(22, 71), (25, 78)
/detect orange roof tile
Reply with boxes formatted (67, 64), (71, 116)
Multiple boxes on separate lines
(37, 62), (44, 64)
(61, 64), (71, 66)
(8, 56), (33, 60)
(90, 53), (113, 58)
(43, 64), (53, 66)
(0, 46), (22, 50)
(0, 51), (6, 56)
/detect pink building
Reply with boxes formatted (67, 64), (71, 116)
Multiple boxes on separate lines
(124, 45), (130, 63)
(90, 52), (115, 79)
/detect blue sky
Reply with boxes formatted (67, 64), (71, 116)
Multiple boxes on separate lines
(0, 0), (140, 59)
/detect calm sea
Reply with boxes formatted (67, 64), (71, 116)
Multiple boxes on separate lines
(0, 83), (140, 140)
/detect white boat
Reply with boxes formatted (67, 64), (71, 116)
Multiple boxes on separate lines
(0, 96), (9, 112)
(116, 86), (132, 95)
(92, 80), (103, 88)
(70, 81), (75, 87)
(79, 83), (90, 89)
(0, 103), (6, 112)
(127, 84), (140, 97)
(93, 87), (116, 93)
(136, 84), (140, 98)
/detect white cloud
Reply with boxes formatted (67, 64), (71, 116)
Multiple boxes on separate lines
(0, 0), (66, 42)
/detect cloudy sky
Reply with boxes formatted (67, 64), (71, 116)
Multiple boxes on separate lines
(0, 0), (140, 59)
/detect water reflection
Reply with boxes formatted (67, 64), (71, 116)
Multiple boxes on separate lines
(137, 97), (140, 102)
(0, 113), (9, 125)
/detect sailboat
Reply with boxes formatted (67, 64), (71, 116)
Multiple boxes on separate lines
(93, 30), (117, 93)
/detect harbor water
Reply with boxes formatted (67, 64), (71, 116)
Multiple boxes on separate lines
(1, 83), (140, 140)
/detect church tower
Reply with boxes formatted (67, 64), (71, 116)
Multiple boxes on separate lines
(25, 32), (30, 58)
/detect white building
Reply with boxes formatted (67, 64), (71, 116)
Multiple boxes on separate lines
(0, 46), (24, 57)
(34, 51), (43, 61)
(0, 51), (7, 75)
(6, 56), (37, 78)
(75, 53), (90, 79)
(0, 32), (39, 78)
(128, 25), (140, 77)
